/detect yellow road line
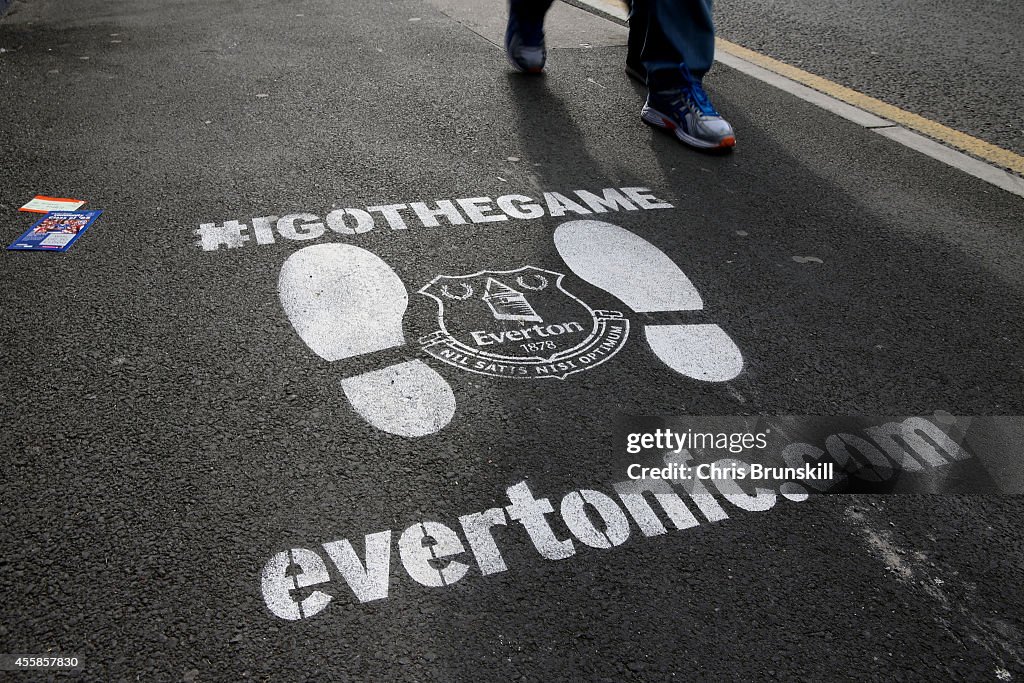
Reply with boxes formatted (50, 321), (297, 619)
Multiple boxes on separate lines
(715, 38), (1024, 175)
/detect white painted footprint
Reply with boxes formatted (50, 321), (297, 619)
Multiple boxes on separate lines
(554, 220), (743, 381)
(278, 244), (455, 437)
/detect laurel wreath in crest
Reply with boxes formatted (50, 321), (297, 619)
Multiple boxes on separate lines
(440, 282), (474, 300)
(516, 274), (548, 291)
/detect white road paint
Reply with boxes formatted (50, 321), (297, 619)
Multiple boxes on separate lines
(260, 548), (333, 620)
(705, 459), (777, 512)
(260, 417), (977, 619)
(280, 244), (455, 437)
(419, 265), (629, 380)
(341, 360), (455, 438)
(260, 470), (788, 620)
(845, 505), (1024, 672)
(276, 207), (717, 435)
(554, 220), (743, 382)
(505, 481), (577, 560)
(865, 417), (970, 470)
(195, 186), (672, 251)
(279, 243), (408, 361)
(612, 478), (700, 535)
(554, 220), (703, 312)
(274, 199), (741, 434)
(277, 213), (325, 241)
(645, 324), (743, 382)
(321, 532), (392, 603)
(560, 489), (631, 548)
(398, 521), (471, 587)
(458, 508), (509, 575)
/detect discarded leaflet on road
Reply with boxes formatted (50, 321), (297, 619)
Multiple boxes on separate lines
(7, 210), (103, 252)
(18, 195), (87, 213)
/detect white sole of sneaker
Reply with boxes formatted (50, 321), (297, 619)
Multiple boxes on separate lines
(641, 106), (736, 150)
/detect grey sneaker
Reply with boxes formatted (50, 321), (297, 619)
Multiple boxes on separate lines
(641, 70), (736, 149)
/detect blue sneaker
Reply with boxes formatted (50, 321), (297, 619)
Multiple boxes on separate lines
(641, 68), (736, 149)
(505, 1), (546, 73)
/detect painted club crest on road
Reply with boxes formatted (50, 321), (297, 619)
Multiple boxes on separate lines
(418, 266), (629, 379)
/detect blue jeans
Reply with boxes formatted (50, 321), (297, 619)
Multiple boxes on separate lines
(513, 0), (716, 89)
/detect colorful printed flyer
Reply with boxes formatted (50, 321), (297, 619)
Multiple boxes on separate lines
(19, 195), (87, 213)
(7, 210), (103, 252)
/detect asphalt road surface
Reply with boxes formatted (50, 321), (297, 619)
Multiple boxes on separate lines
(1, 0), (1023, 680)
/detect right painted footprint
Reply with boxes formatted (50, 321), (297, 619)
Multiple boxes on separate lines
(554, 220), (743, 382)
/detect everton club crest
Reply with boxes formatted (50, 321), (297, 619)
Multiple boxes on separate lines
(418, 266), (629, 379)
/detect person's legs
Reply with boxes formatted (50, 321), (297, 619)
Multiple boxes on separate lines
(506, 0), (556, 73)
(627, 0), (715, 90)
(624, 0), (648, 81)
(627, 0), (735, 149)
(505, 0), (733, 149)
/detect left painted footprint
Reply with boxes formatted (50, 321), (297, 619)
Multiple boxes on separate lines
(278, 243), (455, 437)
